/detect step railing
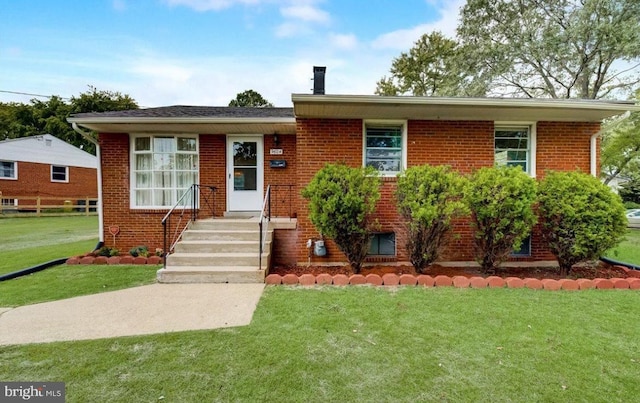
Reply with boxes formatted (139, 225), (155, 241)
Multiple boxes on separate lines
(258, 185), (271, 271)
(162, 184), (217, 269)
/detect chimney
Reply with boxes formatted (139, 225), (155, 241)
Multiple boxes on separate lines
(313, 66), (326, 95)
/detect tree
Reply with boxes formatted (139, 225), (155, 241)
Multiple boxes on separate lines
(375, 32), (488, 97)
(601, 89), (640, 184)
(396, 164), (468, 273)
(0, 86), (138, 154)
(618, 173), (640, 206)
(458, 0), (640, 99)
(538, 171), (627, 275)
(228, 90), (274, 107)
(465, 166), (538, 274)
(301, 163), (381, 273)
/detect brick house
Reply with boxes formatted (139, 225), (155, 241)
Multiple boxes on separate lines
(68, 87), (638, 271)
(0, 134), (97, 210)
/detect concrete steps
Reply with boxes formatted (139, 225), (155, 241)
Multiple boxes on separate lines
(157, 218), (272, 283)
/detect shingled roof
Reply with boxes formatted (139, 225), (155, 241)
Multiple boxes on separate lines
(70, 105), (294, 119)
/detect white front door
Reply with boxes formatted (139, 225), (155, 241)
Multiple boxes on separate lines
(227, 136), (263, 211)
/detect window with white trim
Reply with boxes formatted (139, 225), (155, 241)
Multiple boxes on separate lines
(131, 135), (199, 208)
(494, 125), (534, 175)
(0, 160), (17, 179)
(364, 122), (406, 175)
(51, 165), (68, 182)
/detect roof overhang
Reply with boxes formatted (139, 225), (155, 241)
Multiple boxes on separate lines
(292, 94), (640, 122)
(66, 117), (297, 135)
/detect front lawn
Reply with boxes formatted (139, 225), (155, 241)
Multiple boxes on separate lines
(0, 265), (157, 307)
(1, 286), (639, 402)
(605, 228), (640, 265)
(0, 216), (98, 275)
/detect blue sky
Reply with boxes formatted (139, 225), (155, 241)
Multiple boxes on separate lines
(0, 0), (464, 107)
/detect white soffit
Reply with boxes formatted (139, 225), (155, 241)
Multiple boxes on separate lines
(291, 94), (640, 122)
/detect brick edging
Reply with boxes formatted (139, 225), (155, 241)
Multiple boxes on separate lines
(265, 266), (640, 291)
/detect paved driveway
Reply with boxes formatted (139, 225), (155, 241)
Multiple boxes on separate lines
(0, 283), (265, 346)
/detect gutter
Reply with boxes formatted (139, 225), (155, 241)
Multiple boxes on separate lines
(71, 122), (104, 245)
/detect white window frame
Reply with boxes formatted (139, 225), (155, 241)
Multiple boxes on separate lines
(494, 122), (537, 178)
(363, 120), (408, 176)
(51, 165), (69, 183)
(129, 134), (200, 209)
(0, 160), (17, 180)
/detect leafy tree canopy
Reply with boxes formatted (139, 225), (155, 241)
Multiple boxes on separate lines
(458, 0), (640, 99)
(378, 0), (640, 100)
(375, 32), (488, 97)
(0, 86), (138, 154)
(601, 89), (640, 183)
(228, 90), (274, 107)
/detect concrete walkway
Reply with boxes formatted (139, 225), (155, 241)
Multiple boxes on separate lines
(0, 283), (265, 346)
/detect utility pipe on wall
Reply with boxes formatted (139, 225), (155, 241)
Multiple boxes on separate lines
(590, 130), (601, 177)
(72, 123), (104, 245)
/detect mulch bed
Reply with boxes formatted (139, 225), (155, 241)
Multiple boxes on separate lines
(271, 261), (635, 280)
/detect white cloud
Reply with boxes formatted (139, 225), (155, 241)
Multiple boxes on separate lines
(163, 0), (262, 11)
(371, 0), (464, 50)
(328, 33), (358, 50)
(280, 4), (329, 23)
(274, 22), (312, 38)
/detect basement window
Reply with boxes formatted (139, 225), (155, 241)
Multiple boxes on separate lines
(512, 235), (532, 257)
(368, 233), (396, 256)
(51, 165), (69, 183)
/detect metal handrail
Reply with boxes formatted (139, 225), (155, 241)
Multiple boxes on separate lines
(258, 185), (271, 271)
(162, 184), (217, 269)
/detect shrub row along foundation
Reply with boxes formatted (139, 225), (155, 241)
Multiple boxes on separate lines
(265, 272), (640, 290)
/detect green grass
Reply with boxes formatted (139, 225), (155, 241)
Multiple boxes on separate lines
(1, 286), (639, 402)
(0, 265), (158, 307)
(605, 228), (640, 265)
(0, 216), (98, 274)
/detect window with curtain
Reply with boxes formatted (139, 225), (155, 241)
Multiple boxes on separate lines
(131, 135), (199, 208)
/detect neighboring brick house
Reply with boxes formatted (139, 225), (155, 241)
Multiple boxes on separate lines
(0, 134), (97, 210)
(68, 88), (638, 268)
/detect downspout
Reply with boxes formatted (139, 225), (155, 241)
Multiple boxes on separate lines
(72, 122), (104, 247)
(590, 130), (601, 177)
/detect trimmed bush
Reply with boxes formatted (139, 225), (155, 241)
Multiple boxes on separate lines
(538, 171), (628, 275)
(302, 163), (381, 273)
(465, 166), (537, 274)
(396, 164), (468, 273)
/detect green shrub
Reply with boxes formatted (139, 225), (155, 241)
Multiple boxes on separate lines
(465, 166), (537, 274)
(302, 163), (381, 273)
(95, 246), (119, 257)
(129, 245), (150, 258)
(624, 201), (640, 209)
(538, 171), (628, 275)
(396, 164), (468, 273)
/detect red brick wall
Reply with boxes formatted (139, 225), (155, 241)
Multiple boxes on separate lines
(97, 119), (600, 264)
(536, 121), (599, 178)
(100, 133), (228, 252)
(0, 161), (97, 207)
(294, 118), (598, 265)
(264, 134), (297, 218)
